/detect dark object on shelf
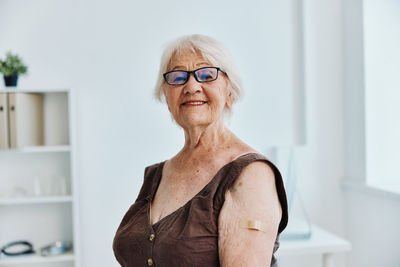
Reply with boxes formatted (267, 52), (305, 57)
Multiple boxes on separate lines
(40, 241), (72, 256)
(0, 240), (35, 256)
(3, 75), (18, 87)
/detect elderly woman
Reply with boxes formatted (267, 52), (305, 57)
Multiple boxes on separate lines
(113, 34), (288, 267)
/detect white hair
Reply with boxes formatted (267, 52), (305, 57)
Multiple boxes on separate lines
(153, 34), (244, 121)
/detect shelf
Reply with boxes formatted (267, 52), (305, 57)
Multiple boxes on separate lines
(0, 251), (75, 265)
(0, 145), (70, 153)
(0, 88), (70, 94)
(0, 196), (73, 205)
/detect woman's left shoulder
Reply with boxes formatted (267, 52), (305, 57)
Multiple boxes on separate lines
(242, 158), (275, 175)
(223, 157), (282, 231)
(231, 159), (277, 194)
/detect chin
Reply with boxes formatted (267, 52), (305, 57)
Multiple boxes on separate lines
(180, 116), (212, 128)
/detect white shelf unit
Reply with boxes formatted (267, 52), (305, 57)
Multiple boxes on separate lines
(0, 89), (80, 267)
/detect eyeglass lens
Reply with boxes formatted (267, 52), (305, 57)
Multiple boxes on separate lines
(165, 67), (218, 85)
(194, 68), (218, 82)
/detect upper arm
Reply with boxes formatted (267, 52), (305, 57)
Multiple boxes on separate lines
(218, 161), (282, 267)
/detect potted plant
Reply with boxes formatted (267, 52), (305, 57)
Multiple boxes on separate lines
(0, 51), (28, 87)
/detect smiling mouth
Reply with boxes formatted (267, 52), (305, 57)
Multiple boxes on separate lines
(181, 101), (208, 106)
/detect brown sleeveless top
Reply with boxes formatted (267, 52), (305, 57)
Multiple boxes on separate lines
(113, 153), (288, 267)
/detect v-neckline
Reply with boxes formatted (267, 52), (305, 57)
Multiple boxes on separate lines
(148, 152), (259, 228)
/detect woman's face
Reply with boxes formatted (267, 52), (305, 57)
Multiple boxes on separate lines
(163, 49), (232, 130)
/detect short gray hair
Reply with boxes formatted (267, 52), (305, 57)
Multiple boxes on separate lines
(154, 34), (244, 120)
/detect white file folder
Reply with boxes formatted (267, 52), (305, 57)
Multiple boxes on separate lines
(8, 93), (44, 148)
(0, 93), (9, 149)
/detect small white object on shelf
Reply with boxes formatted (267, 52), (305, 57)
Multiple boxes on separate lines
(33, 176), (41, 196)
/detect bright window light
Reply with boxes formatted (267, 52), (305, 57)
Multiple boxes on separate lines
(364, 0), (400, 193)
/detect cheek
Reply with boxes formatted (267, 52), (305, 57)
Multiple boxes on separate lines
(164, 94), (171, 111)
(164, 89), (179, 112)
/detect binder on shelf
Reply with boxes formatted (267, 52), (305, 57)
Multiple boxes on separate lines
(8, 93), (44, 148)
(0, 93), (9, 149)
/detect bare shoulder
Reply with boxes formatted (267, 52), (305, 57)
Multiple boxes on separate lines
(218, 160), (282, 266)
(230, 160), (276, 195)
(223, 138), (277, 196)
(226, 160), (281, 226)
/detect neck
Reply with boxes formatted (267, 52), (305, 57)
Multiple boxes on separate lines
(180, 118), (232, 156)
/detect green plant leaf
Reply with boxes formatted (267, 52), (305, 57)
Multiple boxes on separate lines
(0, 51), (28, 77)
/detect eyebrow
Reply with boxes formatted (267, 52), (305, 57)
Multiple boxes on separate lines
(171, 62), (210, 71)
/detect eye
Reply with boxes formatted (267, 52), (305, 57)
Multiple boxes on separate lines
(166, 71), (188, 84)
(196, 68), (217, 82)
(173, 76), (186, 82)
(199, 72), (214, 81)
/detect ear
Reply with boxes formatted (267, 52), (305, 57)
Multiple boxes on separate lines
(225, 90), (233, 109)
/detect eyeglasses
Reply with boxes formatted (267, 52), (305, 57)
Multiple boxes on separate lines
(163, 67), (227, 86)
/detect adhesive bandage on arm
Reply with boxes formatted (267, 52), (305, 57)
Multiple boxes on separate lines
(239, 219), (268, 233)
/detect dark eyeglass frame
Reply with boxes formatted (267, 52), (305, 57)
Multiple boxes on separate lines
(163, 67), (228, 86)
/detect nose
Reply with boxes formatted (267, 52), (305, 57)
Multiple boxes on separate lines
(183, 73), (202, 94)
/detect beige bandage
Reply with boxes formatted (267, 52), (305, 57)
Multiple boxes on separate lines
(239, 219), (268, 233)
